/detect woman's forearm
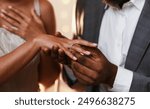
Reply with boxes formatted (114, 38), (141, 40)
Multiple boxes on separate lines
(0, 39), (41, 84)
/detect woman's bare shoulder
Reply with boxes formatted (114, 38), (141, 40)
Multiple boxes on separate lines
(39, 0), (56, 34)
(40, 0), (54, 13)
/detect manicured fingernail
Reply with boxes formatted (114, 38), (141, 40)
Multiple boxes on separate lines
(0, 13), (4, 17)
(73, 56), (77, 60)
(85, 51), (91, 55)
(80, 53), (84, 56)
(92, 43), (97, 46)
(2, 25), (7, 29)
(8, 6), (12, 9)
(1, 9), (6, 13)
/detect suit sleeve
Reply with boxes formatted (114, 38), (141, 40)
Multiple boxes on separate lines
(130, 72), (150, 92)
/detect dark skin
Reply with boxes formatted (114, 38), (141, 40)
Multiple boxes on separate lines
(103, 0), (130, 9)
(71, 0), (131, 88)
(0, 2), (97, 91)
(48, 34), (118, 88)
(0, 0), (58, 88)
(43, 36), (118, 88)
(0, 2), (118, 88)
(0, 6), (117, 89)
(70, 46), (118, 87)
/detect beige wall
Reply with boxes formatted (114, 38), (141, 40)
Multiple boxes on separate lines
(49, 0), (77, 39)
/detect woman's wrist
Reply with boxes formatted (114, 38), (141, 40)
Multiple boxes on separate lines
(31, 36), (43, 51)
(31, 34), (51, 49)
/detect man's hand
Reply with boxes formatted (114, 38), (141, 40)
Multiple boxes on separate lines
(71, 46), (118, 87)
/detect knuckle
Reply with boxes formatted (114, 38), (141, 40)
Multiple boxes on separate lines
(95, 57), (101, 62)
(74, 39), (79, 44)
(78, 79), (86, 85)
(92, 73), (99, 81)
(96, 67), (102, 73)
(23, 23), (28, 28)
(26, 18), (31, 23)
(79, 56), (86, 63)
(89, 80), (95, 85)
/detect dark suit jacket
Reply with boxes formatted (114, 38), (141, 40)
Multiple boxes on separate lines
(73, 0), (150, 92)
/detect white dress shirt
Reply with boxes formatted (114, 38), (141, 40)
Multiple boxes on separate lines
(98, 0), (145, 91)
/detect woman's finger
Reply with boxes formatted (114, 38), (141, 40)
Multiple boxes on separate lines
(1, 9), (23, 24)
(61, 46), (77, 61)
(2, 24), (19, 35)
(8, 6), (30, 22)
(71, 44), (91, 55)
(0, 12), (20, 28)
(71, 63), (94, 85)
(74, 39), (97, 47)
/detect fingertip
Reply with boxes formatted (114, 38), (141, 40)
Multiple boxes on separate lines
(84, 51), (91, 55)
(80, 53), (84, 56)
(1, 9), (6, 13)
(43, 47), (49, 52)
(58, 48), (64, 54)
(73, 56), (77, 61)
(0, 13), (4, 17)
(2, 25), (7, 29)
(92, 43), (98, 47)
(8, 5), (12, 9)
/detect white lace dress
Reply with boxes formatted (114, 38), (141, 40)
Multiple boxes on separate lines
(0, 0), (40, 92)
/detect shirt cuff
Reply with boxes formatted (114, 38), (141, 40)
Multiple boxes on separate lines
(109, 67), (133, 92)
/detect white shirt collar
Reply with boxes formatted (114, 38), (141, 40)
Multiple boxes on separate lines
(123, 0), (145, 10)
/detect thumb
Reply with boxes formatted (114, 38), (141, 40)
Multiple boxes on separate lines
(31, 8), (42, 24)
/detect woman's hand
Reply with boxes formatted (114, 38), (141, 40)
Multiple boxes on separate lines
(0, 6), (46, 41)
(34, 34), (97, 61)
(0, 6), (98, 61)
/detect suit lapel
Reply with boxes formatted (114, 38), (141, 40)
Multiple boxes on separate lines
(95, 1), (106, 43)
(125, 0), (150, 71)
(82, 0), (105, 43)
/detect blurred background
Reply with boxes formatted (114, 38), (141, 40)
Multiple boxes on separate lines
(50, 0), (77, 39)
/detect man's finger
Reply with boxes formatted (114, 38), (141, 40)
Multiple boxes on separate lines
(74, 39), (97, 48)
(71, 50), (97, 71)
(58, 49), (66, 63)
(72, 65), (95, 85)
(51, 45), (59, 59)
(72, 61), (98, 81)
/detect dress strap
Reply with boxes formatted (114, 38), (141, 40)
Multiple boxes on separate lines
(34, 0), (41, 16)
